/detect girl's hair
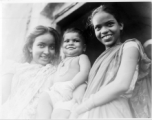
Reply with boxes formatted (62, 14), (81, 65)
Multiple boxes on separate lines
(90, 3), (126, 27)
(23, 25), (61, 63)
(62, 27), (86, 44)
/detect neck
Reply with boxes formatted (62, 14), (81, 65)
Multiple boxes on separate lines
(105, 40), (121, 50)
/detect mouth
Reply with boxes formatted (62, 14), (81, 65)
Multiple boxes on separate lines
(101, 34), (112, 41)
(40, 56), (50, 61)
(66, 47), (76, 50)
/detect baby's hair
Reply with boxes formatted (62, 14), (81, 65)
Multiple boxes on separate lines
(23, 25), (61, 63)
(63, 27), (86, 44)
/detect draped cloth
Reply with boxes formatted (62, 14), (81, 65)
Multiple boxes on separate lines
(2, 63), (56, 119)
(80, 39), (151, 118)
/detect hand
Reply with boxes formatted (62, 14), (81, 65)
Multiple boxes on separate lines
(73, 95), (96, 115)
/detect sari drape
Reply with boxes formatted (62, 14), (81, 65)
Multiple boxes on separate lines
(81, 39), (151, 118)
(2, 63), (56, 119)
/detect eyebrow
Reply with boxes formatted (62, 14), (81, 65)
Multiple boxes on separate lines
(94, 24), (101, 29)
(38, 42), (45, 44)
(38, 42), (55, 45)
(106, 20), (115, 23)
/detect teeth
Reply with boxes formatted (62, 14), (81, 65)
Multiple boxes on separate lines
(102, 35), (112, 40)
(67, 47), (75, 49)
(41, 56), (49, 59)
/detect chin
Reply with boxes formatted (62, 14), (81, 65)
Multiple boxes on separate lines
(41, 61), (49, 66)
(106, 40), (116, 46)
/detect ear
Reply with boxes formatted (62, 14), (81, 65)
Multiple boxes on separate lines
(119, 23), (124, 30)
(60, 47), (66, 59)
(28, 47), (32, 53)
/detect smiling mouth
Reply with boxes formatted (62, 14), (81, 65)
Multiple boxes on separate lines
(41, 56), (50, 61)
(102, 35), (112, 40)
(67, 47), (75, 49)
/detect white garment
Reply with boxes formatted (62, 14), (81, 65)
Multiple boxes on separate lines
(2, 61), (56, 119)
(46, 82), (76, 111)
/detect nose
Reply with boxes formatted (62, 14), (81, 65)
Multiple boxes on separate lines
(43, 47), (50, 54)
(68, 40), (74, 45)
(101, 26), (109, 34)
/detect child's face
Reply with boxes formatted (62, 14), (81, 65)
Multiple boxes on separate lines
(62, 32), (84, 57)
(92, 11), (123, 49)
(30, 33), (55, 66)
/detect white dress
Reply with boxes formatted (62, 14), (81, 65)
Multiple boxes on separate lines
(78, 40), (151, 118)
(2, 61), (56, 119)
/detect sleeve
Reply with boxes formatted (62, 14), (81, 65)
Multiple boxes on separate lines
(123, 41), (139, 50)
(120, 41), (140, 98)
(126, 40), (151, 118)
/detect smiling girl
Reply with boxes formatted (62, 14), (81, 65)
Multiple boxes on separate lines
(2, 25), (61, 119)
(69, 3), (151, 118)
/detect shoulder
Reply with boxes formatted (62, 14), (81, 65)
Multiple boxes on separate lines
(79, 54), (91, 65)
(121, 39), (140, 60)
(79, 54), (90, 61)
(78, 54), (91, 70)
(123, 39), (139, 50)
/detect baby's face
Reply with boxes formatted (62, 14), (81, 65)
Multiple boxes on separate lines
(62, 32), (84, 57)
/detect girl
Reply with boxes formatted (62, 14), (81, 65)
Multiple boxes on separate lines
(70, 4), (151, 118)
(2, 25), (61, 119)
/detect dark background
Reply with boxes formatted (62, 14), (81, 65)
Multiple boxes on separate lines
(56, 2), (151, 65)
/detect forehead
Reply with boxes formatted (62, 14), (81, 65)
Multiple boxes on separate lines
(34, 33), (55, 44)
(64, 32), (81, 38)
(92, 11), (116, 26)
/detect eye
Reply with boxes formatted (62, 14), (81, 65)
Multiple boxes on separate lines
(106, 22), (114, 27)
(38, 43), (45, 48)
(95, 25), (101, 31)
(64, 39), (69, 43)
(73, 39), (80, 42)
(49, 45), (55, 50)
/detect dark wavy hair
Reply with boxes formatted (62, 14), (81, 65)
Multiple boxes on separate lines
(90, 3), (126, 27)
(23, 25), (61, 64)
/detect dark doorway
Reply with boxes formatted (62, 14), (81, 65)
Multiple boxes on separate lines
(56, 3), (105, 65)
(56, 2), (151, 65)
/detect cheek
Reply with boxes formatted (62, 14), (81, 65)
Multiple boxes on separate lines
(95, 30), (100, 37)
(113, 26), (121, 34)
(62, 43), (66, 48)
(95, 31), (101, 40)
(33, 48), (41, 54)
(50, 50), (55, 55)
(32, 51), (40, 59)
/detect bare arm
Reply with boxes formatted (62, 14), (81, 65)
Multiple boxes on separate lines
(71, 54), (91, 89)
(2, 73), (13, 104)
(76, 46), (139, 115)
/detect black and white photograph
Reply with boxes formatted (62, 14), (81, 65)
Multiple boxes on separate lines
(1, 0), (151, 119)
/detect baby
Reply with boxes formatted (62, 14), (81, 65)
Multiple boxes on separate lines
(50, 28), (91, 118)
